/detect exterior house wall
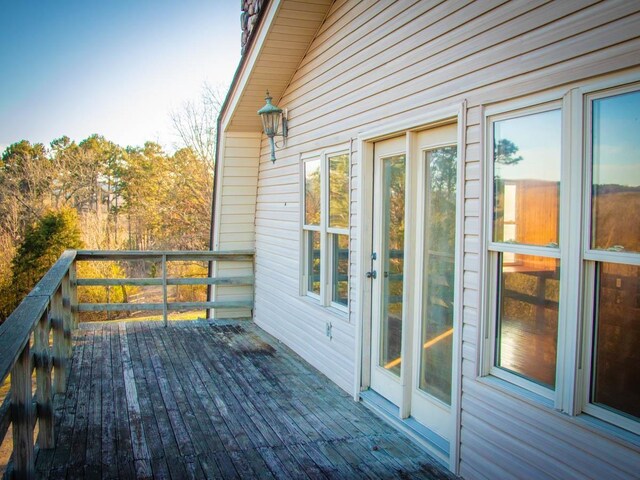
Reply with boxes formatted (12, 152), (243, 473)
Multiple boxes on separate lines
(215, 0), (640, 477)
(212, 132), (261, 318)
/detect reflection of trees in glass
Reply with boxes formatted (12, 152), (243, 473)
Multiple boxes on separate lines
(591, 91), (640, 253)
(381, 155), (405, 375)
(421, 146), (457, 403)
(332, 234), (349, 306)
(385, 156), (405, 314)
(305, 160), (321, 225)
(493, 137), (523, 243)
(591, 184), (640, 252)
(329, 154), (349, 229)
(427, 146), (457, 255)
(307, 231), (321, 294)
(494, 138), (523, 166)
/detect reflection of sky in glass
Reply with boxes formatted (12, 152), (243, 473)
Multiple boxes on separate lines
(494, 109), (561, 182)
(593, 90), (640, 187)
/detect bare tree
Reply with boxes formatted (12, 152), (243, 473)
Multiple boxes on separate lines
(170, 82), (226, 170)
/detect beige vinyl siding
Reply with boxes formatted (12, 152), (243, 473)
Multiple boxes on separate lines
(235, 0), (640, 477)
(212, 132), (261, 318)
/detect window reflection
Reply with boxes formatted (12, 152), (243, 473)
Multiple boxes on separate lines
(304, 159), (321, 226)
(307, 231), (320, 295)
(332, 234), (349, 306)
(592, 263), (640, 419)
(493, 110), (561, 247)
(380, 155), (405, 376)
(496, 253), (559, 388)
(329, 154), (349, 229)
(420, 146), (457, 404)
(591, 90), (640, 253)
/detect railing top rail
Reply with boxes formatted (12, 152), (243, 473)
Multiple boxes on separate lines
(0, 295), (48, 385)
(29, 250), (77, 298)
(75, 250), (255, 261)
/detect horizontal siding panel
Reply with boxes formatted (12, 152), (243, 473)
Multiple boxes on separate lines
(287, 0), (628, 132)
(224, 166), (259, 177)
(464, 235), (480, 255)
(463, 306), (479, 328)
(220, 195), (257, 205)
(219, 214), (254, 225)
(462, 287), (479, 309)
(463, 395), (627, 479)
(223, 176), (259, 187)
(460, 424), (530, 480)
(462, 380), (640, 477)
(219, 223), (255, 234)
(223, 185), (258, 196)
(291, 0), (479, 101)
(463, 252), (480, 273)
(255, 293), (354, 392)
(461, 358), (476, 378)
(465, 179), (481, 199)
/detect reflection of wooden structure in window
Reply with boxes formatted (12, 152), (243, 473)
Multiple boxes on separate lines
(594, 264), (640, 418)
(499, 262), (560, 388)
(495, 179), (559, 260)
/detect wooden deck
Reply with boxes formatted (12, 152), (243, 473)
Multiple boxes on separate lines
(33, 321), (455, 479)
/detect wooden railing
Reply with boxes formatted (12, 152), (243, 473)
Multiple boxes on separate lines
(75, 250), (255, 325)
(0, 249), (254, 479)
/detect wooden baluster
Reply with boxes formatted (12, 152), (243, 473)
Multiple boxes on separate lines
(11, 343), (34, 479)
(162, 254), (168, 327)
(52, 289), (67, 393)
(34, 310), (54, 449)
(69, 260), (78, 330)
(62, 273), (73, 361)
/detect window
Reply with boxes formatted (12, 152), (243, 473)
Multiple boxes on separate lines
(302, 150), (350, 310)
(583, 86), (640, 432)
(484, 81), (640, 435)
(487, 105), (562, 398)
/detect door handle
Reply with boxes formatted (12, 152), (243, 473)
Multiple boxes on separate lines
(366, 270), (377, 279)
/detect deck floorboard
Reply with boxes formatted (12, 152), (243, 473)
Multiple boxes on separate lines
(34, 321), (457, 479)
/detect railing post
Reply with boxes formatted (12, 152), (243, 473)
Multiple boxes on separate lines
(52, 289), (67, 393)
(11, 343), (34, 480)
(162, 254), (168, 327)
(34, 310), (54, 449)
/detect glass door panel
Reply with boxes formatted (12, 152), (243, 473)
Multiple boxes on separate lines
(380, 154), (406, 376)
(419, 146), (457, 404)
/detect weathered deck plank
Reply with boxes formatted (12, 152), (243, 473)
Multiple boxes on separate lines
(35, 321), (457, 479)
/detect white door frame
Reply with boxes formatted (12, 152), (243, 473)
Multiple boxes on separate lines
(353, 102), (467, 474)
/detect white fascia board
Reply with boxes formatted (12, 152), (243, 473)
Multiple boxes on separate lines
(220, 0), (283, 133)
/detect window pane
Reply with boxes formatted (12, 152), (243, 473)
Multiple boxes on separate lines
(592, 263), (640, 419)
(329, 154), (349, 229)
(331, 234), (349, 307)
(380, 154), (405, 376)
(591, 90), (640, 253)
(419, 146), (457, 405)
(496, 253), (560, 388)
(493, 110), (561, 246)
(306, 230), (321, 295)
(304, 159), (321, 226)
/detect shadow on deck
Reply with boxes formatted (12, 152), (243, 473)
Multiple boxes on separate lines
(36, 321), (455, 479)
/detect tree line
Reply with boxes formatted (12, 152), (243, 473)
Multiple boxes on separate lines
(0, 134), (214, 321)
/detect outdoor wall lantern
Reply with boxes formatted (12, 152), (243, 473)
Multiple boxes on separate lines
(257, 91), (288, 162)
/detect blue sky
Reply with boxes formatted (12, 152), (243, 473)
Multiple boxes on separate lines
(0, 0), (240, 152)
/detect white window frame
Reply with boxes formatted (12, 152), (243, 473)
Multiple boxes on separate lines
(301, 147), (350, 313)
(481, 75), (640, 437)
(483, 99), (565, 402)
(577, 81), (640, 435)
